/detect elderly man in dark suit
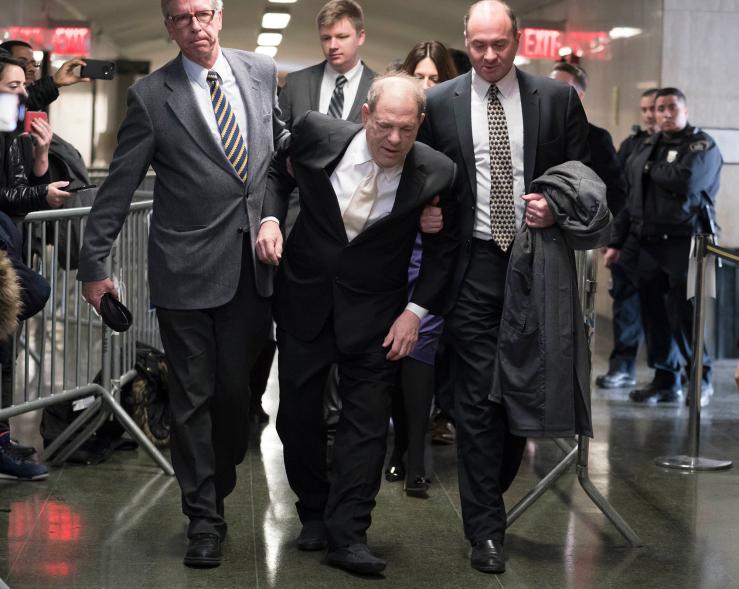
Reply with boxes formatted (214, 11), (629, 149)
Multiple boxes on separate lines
(78, 0), (288, 568)
(256, 74), (458, 575)
(417, 0), (590, 574)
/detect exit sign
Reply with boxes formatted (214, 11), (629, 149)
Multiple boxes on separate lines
(7, 26), (91, 57)
(519, 28), (610, 61)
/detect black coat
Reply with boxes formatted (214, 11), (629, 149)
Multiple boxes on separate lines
(491, 161), (612, 438)
(263, 111), (459, 354)
(26, 76), (60, 112)
(588, 123), (627, 216)
(0, 133), (49, 216)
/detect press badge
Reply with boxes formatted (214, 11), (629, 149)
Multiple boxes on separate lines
(666, 150), (678, 163)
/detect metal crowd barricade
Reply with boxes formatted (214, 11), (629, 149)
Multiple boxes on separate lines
(506, 249), (642, 546)
(0, 191), (173, 476)
(655, 235), (736, 472)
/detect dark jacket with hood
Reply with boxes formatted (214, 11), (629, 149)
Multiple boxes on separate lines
(491, 161), (612, 438)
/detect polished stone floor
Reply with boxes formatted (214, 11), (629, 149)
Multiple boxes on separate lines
(1, 326), (739, 589)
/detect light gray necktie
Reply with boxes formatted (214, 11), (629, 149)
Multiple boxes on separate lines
(343, 162), (379, 240)
(487, 84), (515, 250)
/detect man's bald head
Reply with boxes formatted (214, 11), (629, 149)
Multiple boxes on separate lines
(464, 0), (518, 38)
(464, 0), (521, 84)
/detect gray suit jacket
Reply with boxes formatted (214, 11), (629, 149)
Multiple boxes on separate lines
(78, 49), (288, 308)
(278, 61), (375, 129)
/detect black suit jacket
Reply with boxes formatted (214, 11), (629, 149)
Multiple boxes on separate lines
(417, 68), (590, 295)
(278, 61), (376, 129)
(263, 112), (458, 353)
(588, 123), (627, 216)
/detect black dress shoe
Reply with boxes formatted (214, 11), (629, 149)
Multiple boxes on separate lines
(326, 543), (386, 575)
(629, 382), (682, 403)
(297, 521), (327, 551)
(404, 475), (430, 498)
(384, 462), (405, 482)
(470, 539), (505, 574)
(183, 533), (222, 568)
(595, 370), (636, 388)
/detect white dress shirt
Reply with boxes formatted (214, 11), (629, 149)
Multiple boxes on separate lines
(319, 60), (364, 120)
(330, 130), (401, 226)
(182, 51), (248, 152)
(470, 65), (525, 240)
(329, 130), (427, 320)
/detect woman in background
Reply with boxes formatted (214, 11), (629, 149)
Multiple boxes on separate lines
(385, 41), (457, 497)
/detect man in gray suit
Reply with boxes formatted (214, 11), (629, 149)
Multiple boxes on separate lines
(278, 0), (375, 130)
(78, 0), (287, 568)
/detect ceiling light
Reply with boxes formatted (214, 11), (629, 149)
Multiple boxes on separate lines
(256, 46), (278, 57)
(558, 46), (572, 56)
(257, 32), (283, 46)
(513, 56), (530, 66)
(609, 27), (642, 39)
(262, 12), (291, 29)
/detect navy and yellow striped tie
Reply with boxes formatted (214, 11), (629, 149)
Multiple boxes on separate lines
(207, 70), (248, 183)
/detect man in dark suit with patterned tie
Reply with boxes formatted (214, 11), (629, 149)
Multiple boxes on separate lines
(417, 0), (590, 574)
(78, 0), (288, 568)
(256, 74), (458, 575)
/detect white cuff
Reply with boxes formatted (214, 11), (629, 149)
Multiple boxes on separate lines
(405, 302), (428, 320)
(260, 216), (280, 226)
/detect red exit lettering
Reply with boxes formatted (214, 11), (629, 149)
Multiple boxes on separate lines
(521, 28), (561, 60)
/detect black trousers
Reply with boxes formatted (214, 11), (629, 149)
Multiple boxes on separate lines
(638, 237), (712, 387)
(608, 234), (643, 375)
(447, 239), (526, 544)
(276, 321), (398, 549)
(156, 244), (271, 538)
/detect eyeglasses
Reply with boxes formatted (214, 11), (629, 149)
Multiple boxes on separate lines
(166, 9), (217, 29)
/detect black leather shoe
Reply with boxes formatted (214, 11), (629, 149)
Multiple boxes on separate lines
(297, 521), (327, 551)
(629, 382), (682, 403)
(404, 475), (430, 498)
(470, 539), (505, 574)
(326, 543), (386, 575)
(595, 370), (636, 388)
(183, 533), (222, 568)
(384, 462), (404, 482)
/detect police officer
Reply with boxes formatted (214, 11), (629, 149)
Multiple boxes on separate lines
(606, 87), (722, 405)
(598, 88), (660, 388)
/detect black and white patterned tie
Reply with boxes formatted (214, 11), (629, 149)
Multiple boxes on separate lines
(327, 75), (348, 119)
(487, 85), (515, 250)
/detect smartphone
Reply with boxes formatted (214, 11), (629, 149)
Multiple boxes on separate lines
(23, 110), (47, 134)
(66, 184), (97, 193)
(80, 59), (116, 80)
